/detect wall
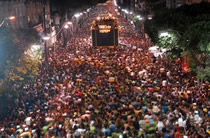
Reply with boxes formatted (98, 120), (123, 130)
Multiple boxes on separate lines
(0, 0), (50, 29)
(0, 0), (27, 29)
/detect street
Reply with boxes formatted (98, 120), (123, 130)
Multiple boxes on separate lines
(0, 0), (209, 138)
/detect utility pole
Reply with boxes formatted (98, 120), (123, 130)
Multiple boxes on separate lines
(43, 0), (49, 74)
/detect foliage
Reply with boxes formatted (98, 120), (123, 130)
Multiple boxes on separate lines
(158, 32), (179, 49)
(180, 21), (210, 66)
(196, 65), (210, 82)
(4, 54), (40, 83)
(0, 28), (39, 79)
(0, 28), (40, 116)
(158, 31), (182, 57)
(144, 2), (210, 44)
(144, 2), (210, 81)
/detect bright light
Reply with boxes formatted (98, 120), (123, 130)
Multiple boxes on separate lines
(43, 36), (50, 40)
(115, 9), (118, 12)
(67, 21), (72, 25)
(160, 32), (169, 37)
(25, 44), (41, 59)
(130, 12), (133, 14)
(138, 17), (143, 20)
(80, 13), (83, 16)
(31, 45), (40, 49)
(125, 10), (129, 14)
(148, 15), (152, 20)
(64, 24), (69, 29)
(9, 16), (15, 20)
(114, 0), (117, 6)
(74, 13), (80, 18)
(130, 21), (134, 24)
(87, 8), (91, 12)
(96, 17), (100, 20)
(118, 6), (121, 9)
(136, 15), (141, 18)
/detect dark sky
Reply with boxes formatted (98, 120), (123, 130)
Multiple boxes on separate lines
(51, 0), (108, 9)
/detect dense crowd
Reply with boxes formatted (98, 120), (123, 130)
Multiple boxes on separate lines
(0, 1), (209, 138)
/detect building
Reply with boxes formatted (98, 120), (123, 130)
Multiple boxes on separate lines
(0, 0), (27, 28)
(166, 0), (186, 8)
(166, 0), (210, 8)
(186, 0), (210, 4)
(0, 0), (50, 30)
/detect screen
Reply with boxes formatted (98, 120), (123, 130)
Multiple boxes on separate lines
(97, 30), (114, 46)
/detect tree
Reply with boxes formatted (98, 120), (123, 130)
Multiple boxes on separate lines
(0, 28), (40, 117)
(180, 21), (210, 67)
(0, 28), (39, 79)
(4, 54), (40, 83)
(157, 31), (182, 57)
(144, 2), (210, 81)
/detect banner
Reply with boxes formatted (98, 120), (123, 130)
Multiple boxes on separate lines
(182, 56), (191, 72)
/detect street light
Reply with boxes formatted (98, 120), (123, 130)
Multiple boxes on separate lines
(8, 16), (15, 20)
(159, 32), (169, 37)
(148, 15), (152, 20)
(42, 36), (50, 40)
(87, 8), (91, 12)
(64, 24), (69, 29)
(138, 17), (143, 20)
(74, 13), (80, 18)
(136, 15), (141, 18)
(124, 10), (129, 14)
(67, 21), (72, 25)
(0, 16), (16, 27)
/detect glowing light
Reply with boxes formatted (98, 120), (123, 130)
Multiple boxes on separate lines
(9, 16), (15, 20)
(138, 17), (143, 20)
(64, 24), (69, 29)
(148, 15), (153, 20)
(43, 36), (50, 40)
(114, 0), (117, 6)
(87, 8), (91, 12)
(74, 13), (80, 18)
(136, 15), (141, 18)
(129, 12), (133, 14)
(124, 10), (129, 14)
(67, 21), (72, 25)
(160, 32), (169, 37)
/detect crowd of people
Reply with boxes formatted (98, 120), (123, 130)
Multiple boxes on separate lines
(0, 1), (209, 138)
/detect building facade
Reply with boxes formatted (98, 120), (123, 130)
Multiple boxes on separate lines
(166, 0), (210, 8)
(0, 0), (50, 29)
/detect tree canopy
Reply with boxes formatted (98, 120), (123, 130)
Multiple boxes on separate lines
(0, 28), (39, 79)
(144, 2), (210, 80)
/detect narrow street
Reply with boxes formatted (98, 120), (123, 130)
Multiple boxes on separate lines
(0, 0), (209, 138)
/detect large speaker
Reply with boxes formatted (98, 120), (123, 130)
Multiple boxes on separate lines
(91, 14), (119, 48)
